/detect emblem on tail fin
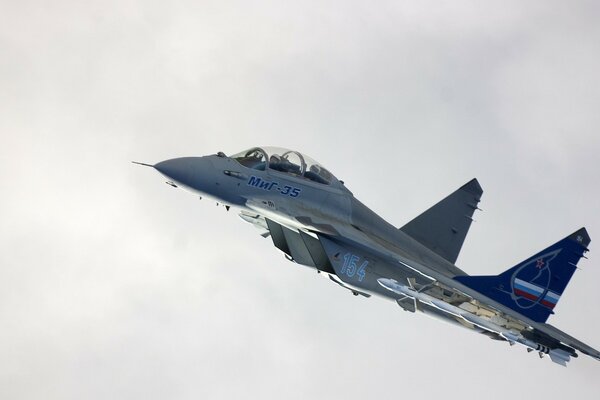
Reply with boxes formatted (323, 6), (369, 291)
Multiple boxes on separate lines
(509, 249), (561, 310)
(454, 228), (588, 323)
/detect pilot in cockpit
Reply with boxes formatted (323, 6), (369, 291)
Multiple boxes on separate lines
(270, 154), (300, 175)
(269, 154), (281, 169)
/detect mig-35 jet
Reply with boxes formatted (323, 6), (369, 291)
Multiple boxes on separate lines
(135, 146), (599, 366)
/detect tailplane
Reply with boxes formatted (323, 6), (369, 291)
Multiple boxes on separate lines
(455, 228), (591, 323)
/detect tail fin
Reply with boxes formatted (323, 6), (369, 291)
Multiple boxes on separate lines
(400, 178), (483, 264)
(455, 228), (591, 323)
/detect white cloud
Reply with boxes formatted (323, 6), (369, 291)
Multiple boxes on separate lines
(1, 1), (600, 399)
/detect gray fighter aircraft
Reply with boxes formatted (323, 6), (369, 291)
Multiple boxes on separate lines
(135, 146), (599, 366)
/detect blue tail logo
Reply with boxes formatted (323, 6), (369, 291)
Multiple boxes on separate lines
(507, 250), (560, 310)
(454, 228), (590, 323)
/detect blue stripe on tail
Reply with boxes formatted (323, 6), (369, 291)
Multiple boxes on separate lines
(454, 228), (590, 323)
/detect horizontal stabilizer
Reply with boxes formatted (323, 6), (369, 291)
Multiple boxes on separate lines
(455, 228), (591, 323)
(400, 178), (483, 264)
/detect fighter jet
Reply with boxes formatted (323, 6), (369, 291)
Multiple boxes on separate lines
(135, 146), (599, 366)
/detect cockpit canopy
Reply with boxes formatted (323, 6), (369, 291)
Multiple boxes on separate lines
(231, 147), (337, 185)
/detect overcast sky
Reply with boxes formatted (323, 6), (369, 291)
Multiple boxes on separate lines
(2, 1), (600, 399)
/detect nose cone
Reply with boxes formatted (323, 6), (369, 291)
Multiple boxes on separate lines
(154, 157), (211, 192)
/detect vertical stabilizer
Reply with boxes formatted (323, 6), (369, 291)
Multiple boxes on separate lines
(455, 228), (591, 323)
(400, 178), (483, 264)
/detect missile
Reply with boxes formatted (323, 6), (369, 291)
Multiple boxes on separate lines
(377, 278), (572, 365)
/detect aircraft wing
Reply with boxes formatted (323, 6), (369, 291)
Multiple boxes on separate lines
(312, 227), (600, 365)
(241, 211), (599, 365)
(537, 323), (600, 361)
(451, 279), (600, 363)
